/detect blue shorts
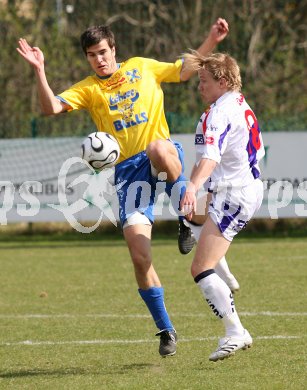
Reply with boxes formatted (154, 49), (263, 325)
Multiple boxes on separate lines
(114, 141), (186, 226)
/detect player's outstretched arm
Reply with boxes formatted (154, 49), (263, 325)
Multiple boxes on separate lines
(180, 18), (229, 81)
(17, 38), (69, 115)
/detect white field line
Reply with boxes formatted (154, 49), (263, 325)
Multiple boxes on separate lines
(0, 312), (306, 319)
(0, 335), (304, 347)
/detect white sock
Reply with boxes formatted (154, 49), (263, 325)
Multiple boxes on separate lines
(215, 256), (235, 284)
(186, 220), (203, 241)
(197, 273), (244, 337)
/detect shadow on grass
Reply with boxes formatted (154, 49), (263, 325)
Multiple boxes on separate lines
(0, 363), (158, 378)
(0, 367), (87, 378)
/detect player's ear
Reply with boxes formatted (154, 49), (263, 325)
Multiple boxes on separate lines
(112, 46), (116, 56)
(219, 77), (227, 89)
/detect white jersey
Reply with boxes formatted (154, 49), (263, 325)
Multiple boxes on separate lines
(195, 91), (265, 190)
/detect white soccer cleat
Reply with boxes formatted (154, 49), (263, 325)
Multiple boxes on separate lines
(209, 329), (252, 362)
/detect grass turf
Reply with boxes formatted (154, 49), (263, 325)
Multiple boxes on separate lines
(0, 237), (306, 389)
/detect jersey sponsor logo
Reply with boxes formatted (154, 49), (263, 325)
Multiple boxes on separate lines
(109, 89), (140, 124)
(205, 136), (215, 145)
(102, 72), (126, 90)
(208, 124), (218, 132)
(109, 89), (139, 108)
(195, 134), (204, 145)
(113, 112), (148, 131)
(125, 69), (141, 83)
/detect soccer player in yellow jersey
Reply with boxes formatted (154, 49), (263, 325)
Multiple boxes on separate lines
(17, 18), (229, 357)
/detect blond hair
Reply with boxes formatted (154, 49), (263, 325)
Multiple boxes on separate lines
(183, 51), (242, 91)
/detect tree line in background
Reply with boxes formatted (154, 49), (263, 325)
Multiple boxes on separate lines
(1, 0), (306, 138)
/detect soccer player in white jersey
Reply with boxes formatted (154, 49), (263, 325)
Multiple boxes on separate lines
(180, 51), (265, 361)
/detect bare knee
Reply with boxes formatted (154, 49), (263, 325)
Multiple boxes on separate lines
(146, 140), (166, 164)
(131, 251), (152, 274)
(190, 255), (209, 279)
(146, 140), (181, 181)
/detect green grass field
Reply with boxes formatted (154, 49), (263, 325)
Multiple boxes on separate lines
(0, 236), (306, 389)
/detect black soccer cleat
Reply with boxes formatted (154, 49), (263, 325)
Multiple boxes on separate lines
(178, 219), (196, 255)
(156, 329), (177, 357)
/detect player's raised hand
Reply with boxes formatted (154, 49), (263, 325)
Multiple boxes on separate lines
(16, 38), (44, 69)
(209, 18), (229, 44)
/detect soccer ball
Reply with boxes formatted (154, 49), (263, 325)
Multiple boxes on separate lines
(81, 131), (120, 170)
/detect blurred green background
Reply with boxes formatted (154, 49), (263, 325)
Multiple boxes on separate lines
(1, 0), (306, 138)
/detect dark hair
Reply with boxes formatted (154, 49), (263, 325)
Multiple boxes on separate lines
(80, 25), (115, 55)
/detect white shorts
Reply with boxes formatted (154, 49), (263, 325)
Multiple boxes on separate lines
(209, 179), (263, 241)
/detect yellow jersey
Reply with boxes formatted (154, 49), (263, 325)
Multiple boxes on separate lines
(58, 57), (183, 163)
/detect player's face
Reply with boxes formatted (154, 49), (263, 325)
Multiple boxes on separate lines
(198, 68), (225, 104)
(86, 40), (117, 76)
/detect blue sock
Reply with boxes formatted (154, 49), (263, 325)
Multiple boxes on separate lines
(138, 287), (174, 331)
